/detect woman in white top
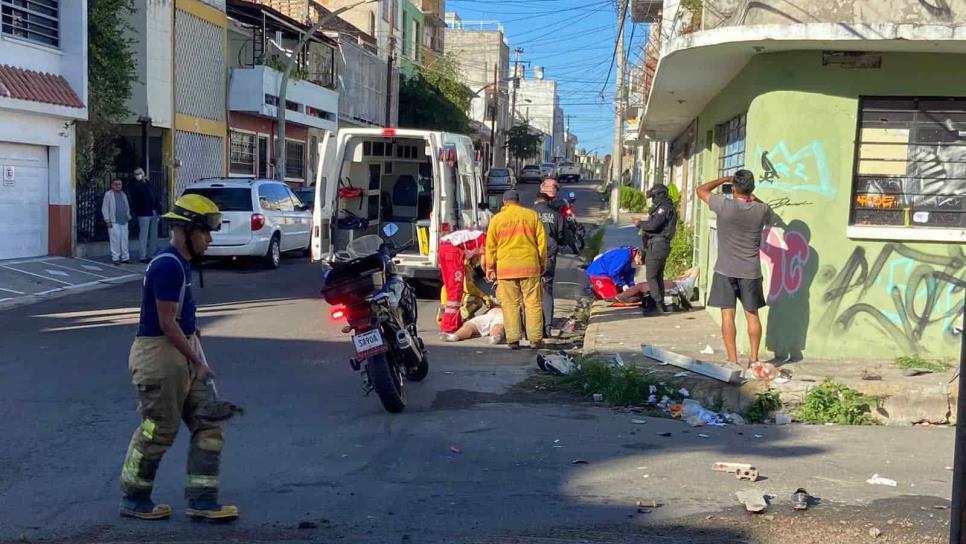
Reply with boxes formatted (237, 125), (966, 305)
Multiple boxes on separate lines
(441, 307), (505, 344)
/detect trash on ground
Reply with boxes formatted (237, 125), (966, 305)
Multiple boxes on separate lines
(554, 439), (560, 443)
(678, 387), (690, 397)
(754, 434), (764, 438)
(571, 459), (589, 465)
(649, 385), (658, 394)
(700, 345), (715, 355)
(775, 414), (792, 425)
(631, 419), (648, 424)
(736, 489), (768, 513)
(537, 353), (577, 375)
(592, 393), (604, 402)
(792, 488), (810, 511)
(641, 345), (741, 383)
(681, 399), (727, 427)
(612, 354), (625, 368)
(713, 462), (760, 482)
(726, 413), (747, 425)
(698, 433), (710, 438)
(748, 361), (781, 381)
(903, 368), (933, 377)
(449, 446), (463, 454)
(673, 372), (689, 378)
(772, 375), (790, 384)
(869, 527), (882, 538)
(657, 432), (672, 437)
(637, 499), (659, 508)
(443, 371), (455, 375)
(562, 319), (578, 333)
(866, 473), (898, 486)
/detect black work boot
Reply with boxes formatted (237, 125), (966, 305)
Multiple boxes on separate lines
(119, 497), (172, 520)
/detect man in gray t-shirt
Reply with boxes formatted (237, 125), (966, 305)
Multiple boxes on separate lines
(697, 169), (772, 368)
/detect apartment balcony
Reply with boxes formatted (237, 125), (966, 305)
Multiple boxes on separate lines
(641, 0), (966, 139)
(229, 64), (338, 132)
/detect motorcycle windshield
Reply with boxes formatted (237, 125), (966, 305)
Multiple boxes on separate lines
(346, 235), (384, 259)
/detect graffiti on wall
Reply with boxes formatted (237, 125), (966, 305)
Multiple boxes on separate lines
(761, 226), (812, 302)
(819, 243), (966, 354)
(754, 141), (836, 198)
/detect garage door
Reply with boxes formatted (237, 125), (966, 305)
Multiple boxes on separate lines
(0, 143), (49, 259)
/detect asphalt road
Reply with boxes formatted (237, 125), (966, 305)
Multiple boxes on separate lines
(0, 180), (955, 543)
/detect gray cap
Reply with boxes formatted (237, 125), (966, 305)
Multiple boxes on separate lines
(503, 189), (520, 202)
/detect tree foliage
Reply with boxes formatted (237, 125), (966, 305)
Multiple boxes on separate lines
(76, 0), (138, 185)
(398, 54), (474, 133)
(505, 123), (543, 162)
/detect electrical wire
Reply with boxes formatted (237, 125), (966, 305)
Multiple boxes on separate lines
(598, 0), (628, 96)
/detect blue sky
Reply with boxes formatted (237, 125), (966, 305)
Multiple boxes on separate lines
(447, 0), (650, 157)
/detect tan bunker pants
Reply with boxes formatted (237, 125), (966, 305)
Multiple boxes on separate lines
(119, 335), (223, 502)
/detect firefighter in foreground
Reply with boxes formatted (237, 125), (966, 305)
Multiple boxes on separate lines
(118, 194), (238, 521)
(485, 189), (547, 349)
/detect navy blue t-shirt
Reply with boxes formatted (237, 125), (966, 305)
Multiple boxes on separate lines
(137, 247), (196, 337)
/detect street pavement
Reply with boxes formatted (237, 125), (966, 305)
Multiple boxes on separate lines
(0, 180), (955, 543)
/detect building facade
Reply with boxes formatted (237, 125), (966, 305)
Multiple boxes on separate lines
(0, 0), (88, 259)
(639, 0), (966, 361)
(419, 0), (446, 68)
(445, 17), (510, 168)
(516, 72), (562, 164)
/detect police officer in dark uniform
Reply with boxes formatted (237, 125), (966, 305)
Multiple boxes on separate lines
(634, 184), (677, 314)
(533, 191), (565, 336)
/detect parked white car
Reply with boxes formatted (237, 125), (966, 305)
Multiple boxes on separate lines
(540, 163), (557, 179)
(556, 161), (581, 183)
(182, 178), (311, 269)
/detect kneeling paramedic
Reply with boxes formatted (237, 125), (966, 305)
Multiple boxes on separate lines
(437, 229), (488, 333)
(118, 194), (239, 521)
(586, 246), (643, 300)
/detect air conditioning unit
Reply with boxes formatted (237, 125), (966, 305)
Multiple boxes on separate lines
(631, 0), (661, 23)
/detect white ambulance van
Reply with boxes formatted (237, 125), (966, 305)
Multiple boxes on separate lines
(311, 128), (491, 280)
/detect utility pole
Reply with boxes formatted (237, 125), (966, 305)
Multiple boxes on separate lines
(489, 63), (497, 171)
(510, 47), (522, 170)
(385, 0), (396, 127)
(610, 0), (628, 221)
(275, 0), (379, 182)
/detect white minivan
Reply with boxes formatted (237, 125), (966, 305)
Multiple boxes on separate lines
(311, 128), (489, 280)
(183, 178), (312, 268)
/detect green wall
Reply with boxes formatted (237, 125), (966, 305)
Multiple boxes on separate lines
(693, 51), (966, 361)
(401, 0), (423, 63)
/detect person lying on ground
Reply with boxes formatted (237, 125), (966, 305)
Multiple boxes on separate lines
(612, 266), (700, 308)
(441, 307), (505, 344)
(585, 246), (643, 300)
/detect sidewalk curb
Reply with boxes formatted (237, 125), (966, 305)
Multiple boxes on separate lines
(0, 273), (142, 312)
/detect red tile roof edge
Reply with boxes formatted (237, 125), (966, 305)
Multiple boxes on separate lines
(0, 64), (85, 109)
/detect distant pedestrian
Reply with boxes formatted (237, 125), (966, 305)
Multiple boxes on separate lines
(697, 169), (773, 369)
(129, 168), (160, 263)
(634, 183), (677, 314)
(102, 178), (132, 265)
(485, 190), (547, 350)
(533, 192), (565, 337)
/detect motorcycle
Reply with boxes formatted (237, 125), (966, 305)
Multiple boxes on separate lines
(561, 191), (586, 254)
(321, 223), (428, 413)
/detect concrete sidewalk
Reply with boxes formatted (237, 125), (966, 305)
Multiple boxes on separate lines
(582, 221), (958, 425)
(0, 256), (143, 311)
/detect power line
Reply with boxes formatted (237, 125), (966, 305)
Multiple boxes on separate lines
(598, 0), (628, 96)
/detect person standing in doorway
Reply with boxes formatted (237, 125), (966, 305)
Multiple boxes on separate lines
(696, 169), (773, 369)
(103, 179), (132, 265)
(634, 184), (677, 314)
(485, 190), (547, 350)
(533, 191), (564, 337)
(129, 168), (159, 263)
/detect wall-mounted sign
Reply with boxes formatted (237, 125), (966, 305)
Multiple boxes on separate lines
(2, 165), (13, 187)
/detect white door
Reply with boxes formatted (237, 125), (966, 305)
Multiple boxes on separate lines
(0, 143), (49, 259)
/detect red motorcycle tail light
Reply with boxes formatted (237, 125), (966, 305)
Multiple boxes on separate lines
(330, 305), (347, 320)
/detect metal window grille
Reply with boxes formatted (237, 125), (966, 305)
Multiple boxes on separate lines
(1, 0), (59, 47)
(229, 131), (255, 175)
(175, 11), (225, 121)
(285, 140), (305, 180)
(715, 113), (745, 177)
(851, 97), (966, 229)
(176, 131), (224, 195)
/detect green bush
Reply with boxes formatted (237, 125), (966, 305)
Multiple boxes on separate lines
(666, 220), (693, 278)
(794, 378), (880, 425)
(559, 357), (677, 406)
(895, 355), (951, 373)
(619, 186), (647, 213)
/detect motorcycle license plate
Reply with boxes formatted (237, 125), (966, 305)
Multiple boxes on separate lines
(353, 330), (387, 356)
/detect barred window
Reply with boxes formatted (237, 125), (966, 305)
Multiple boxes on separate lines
(285, 139), (305, 180)
(852, 97), (966, 229)
(229, 131), (255, 176)
(2, 0), (59, 47)
(715, 113), (746, 177)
